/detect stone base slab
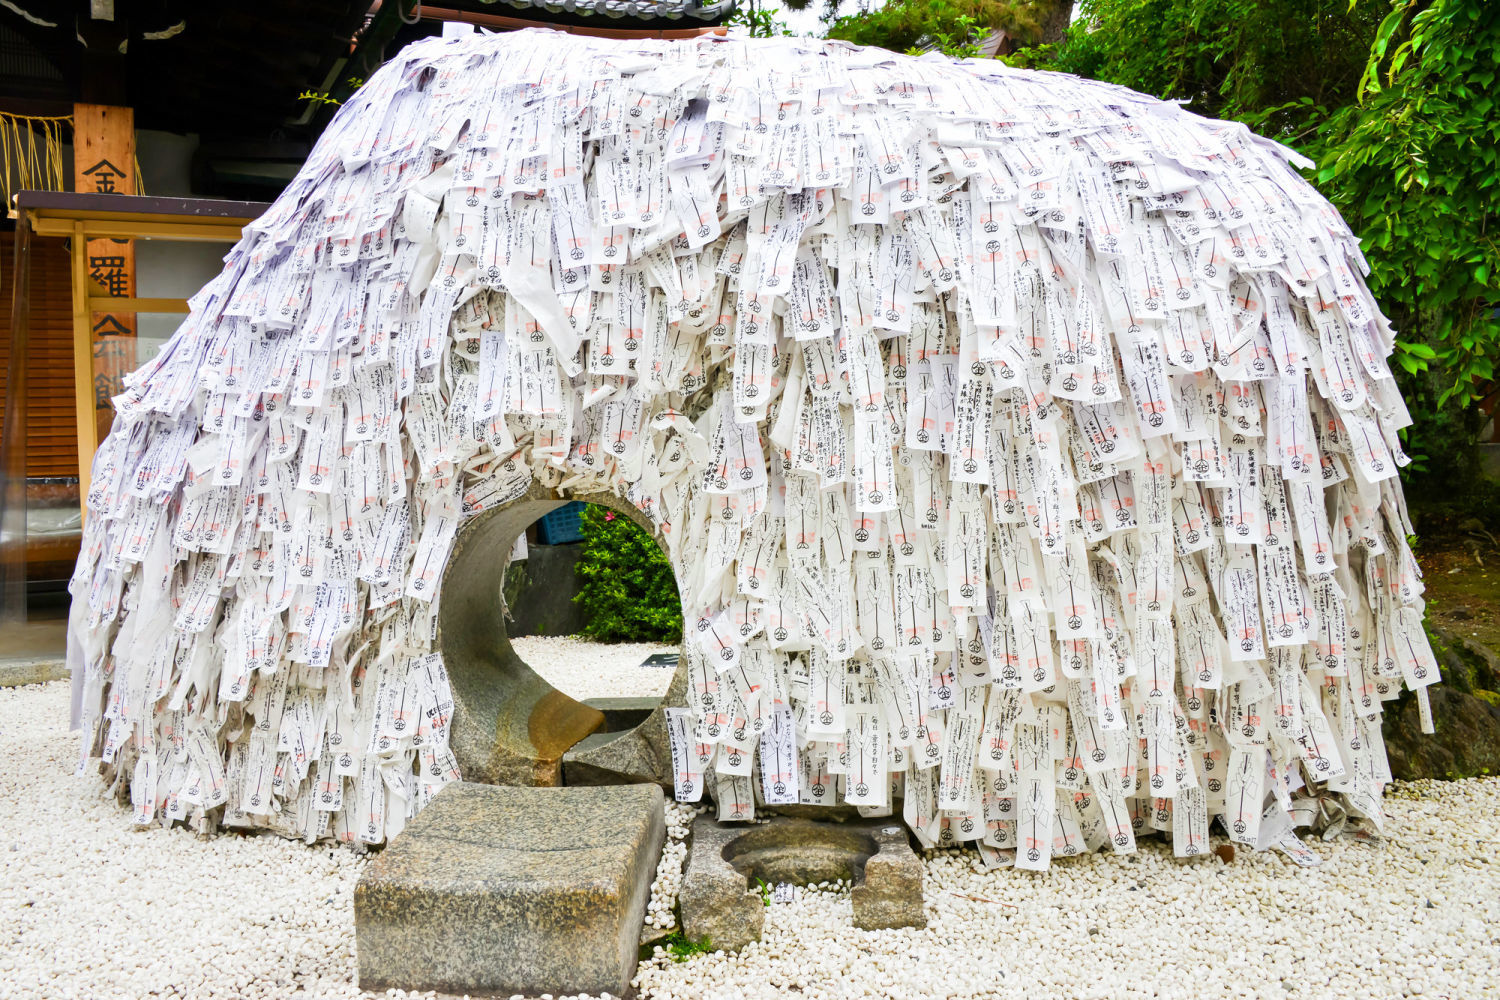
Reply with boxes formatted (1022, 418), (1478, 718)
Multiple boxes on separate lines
(355, 782), (665, 998)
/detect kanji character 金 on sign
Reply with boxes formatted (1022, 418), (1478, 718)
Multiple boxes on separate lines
(81, 158), (127, 194)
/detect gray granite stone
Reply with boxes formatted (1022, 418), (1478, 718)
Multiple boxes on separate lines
(677, 815), (764, 952)
(355, 781), (665, 998)
(563, 664), (687, 788)
(581, 697), (660, 733)
(439, 482), (685, 788)
(0, 659), (67, 688)
(438, 487), (607, 787)
(850, 823), (927, 931)
(679, 814), (925, 951)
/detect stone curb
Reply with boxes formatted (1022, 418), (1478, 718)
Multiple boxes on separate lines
(0, 660), (67, 688)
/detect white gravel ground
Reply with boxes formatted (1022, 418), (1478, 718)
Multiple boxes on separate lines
(634, 791), (1500, 1000)
(2, 668), (1497, 1000)
(512, 636), (676, 700)
(0, 680), (367, 1000)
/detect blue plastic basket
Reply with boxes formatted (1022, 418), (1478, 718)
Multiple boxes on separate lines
(536, 501), (586, 545)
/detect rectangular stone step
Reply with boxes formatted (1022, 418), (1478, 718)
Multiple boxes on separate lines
(356, 782), (665, 998)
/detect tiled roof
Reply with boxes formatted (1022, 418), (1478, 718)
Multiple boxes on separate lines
(471, 0), (737, 23)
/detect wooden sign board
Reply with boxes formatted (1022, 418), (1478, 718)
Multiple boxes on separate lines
(72, 103), (135, 445)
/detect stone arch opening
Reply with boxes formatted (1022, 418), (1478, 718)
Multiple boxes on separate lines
(437, 481), (688, 789)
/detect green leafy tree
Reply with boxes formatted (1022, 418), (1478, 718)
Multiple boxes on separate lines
(728, 0), (792, 37)
(1310, 0), (1500, 487)
(827, 0), (1068, 56)
(1017, 0), (1383, 143)
(573, 504), (684, 642)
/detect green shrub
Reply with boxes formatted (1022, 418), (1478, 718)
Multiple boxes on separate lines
(573, 504), (684, 643)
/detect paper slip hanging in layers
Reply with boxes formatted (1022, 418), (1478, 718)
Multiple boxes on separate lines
(67, 29), (1436, 865)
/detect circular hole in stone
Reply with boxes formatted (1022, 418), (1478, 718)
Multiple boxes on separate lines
(504, 500), (679, 729)
(436, 485), (686, 788)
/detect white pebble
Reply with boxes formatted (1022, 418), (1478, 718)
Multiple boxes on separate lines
(515, 636), (675, 701)
(6, 678), (1498, 1000)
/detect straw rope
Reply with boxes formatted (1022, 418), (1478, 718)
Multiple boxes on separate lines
(0, 112), (70, 214)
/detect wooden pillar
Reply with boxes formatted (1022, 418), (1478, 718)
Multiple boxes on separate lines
(0, 216), (33, 624)
(69, 221), (95, 518)
(72, 103), (136, 451)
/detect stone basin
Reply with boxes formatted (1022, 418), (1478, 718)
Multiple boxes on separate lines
(721, 819), (878, 885)
(679, 815), (926, 952)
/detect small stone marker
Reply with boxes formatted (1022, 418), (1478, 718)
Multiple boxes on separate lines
(355, 781), (665, 998)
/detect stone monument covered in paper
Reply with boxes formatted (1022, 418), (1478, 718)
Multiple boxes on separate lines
(68, 31), (1437, 869)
